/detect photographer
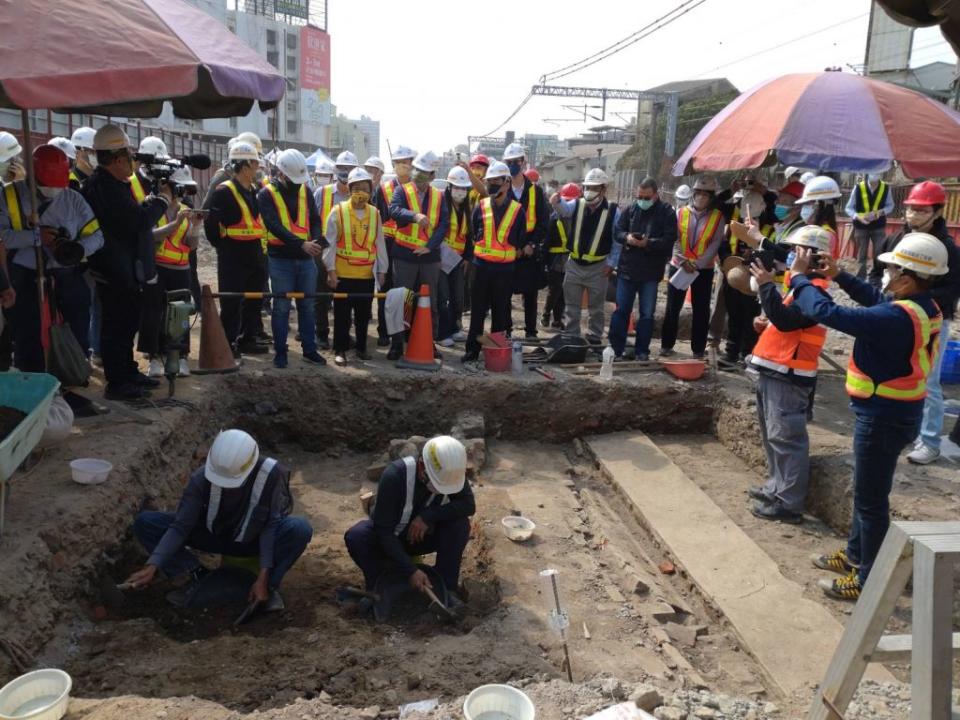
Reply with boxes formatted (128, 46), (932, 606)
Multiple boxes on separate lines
(0, 145), (103, 374)
(82, 125), (170, 401)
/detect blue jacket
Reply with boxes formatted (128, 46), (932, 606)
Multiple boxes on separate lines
(388, 183), (450, 265)
(791, 270), (940, 419)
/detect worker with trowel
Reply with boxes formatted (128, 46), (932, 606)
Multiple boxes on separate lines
(124, 429), (313, 612)
(344, 435), (475, 612)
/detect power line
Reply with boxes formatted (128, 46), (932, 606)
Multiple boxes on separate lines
(479, 91), (534, 138)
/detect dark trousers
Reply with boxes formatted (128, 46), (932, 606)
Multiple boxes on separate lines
(723, 280), (760, 360)
(466, 265), (513, 354)
(188, 249), (202, 311)
(133, 510), (313, 591)
(609, 277), (659, 357)
(97, 281), (141, 385)
(333, 276), (374, 353)
(10, 263), (91, 373)
(853, 225), (886, 281)
(543, 266), (565, 325)
(510, 258), (540, 337)
(217, 246), (267, 347)
(138, 266), (192, 357)
(437, 262), (465, 341)
(661, 267), (714, 355)
(314, 257), (331, 341)
(344, 516), (471, 592)
(847, 411), (920, 584)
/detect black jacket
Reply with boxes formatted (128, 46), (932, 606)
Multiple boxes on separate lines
(81, 167), (167, 289)
(257, 179), (323, 260)
(204, 180), (263, 262)
(614, 198), (677, 282)
(468, 196), (527, 272)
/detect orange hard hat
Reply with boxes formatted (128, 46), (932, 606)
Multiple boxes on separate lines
(524, 168), (540, 183)
(34, 144), (69, 188)
(905, 181), (946, 207)
(559, 182), (581, 200)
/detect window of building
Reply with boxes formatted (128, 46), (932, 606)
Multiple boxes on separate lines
(267, 117), (276, 138)
(267, 51), (279, 68)
(266, 29), (277, 45)
(286, 33), (297, 50)
(286, 55), (296, 72)
(287, 119), (298, 136)
(229, 116), (238, 130)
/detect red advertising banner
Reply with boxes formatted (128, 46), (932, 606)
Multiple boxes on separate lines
(300, 25), (330, 100)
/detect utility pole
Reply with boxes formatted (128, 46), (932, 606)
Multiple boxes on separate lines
(646, 101), (659, 180)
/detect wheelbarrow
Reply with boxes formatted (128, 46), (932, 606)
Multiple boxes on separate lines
(0, 372), (60, 538)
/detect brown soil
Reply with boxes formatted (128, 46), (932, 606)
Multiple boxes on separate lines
(0, 406), (27, 442)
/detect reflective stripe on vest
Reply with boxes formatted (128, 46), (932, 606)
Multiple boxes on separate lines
(476, 198), (520, 263)
(395, 457), (418, 536)
(335, 200), (378, 266)
(856, 181), (888, 214)
(129, 173), (164, 229)
(381, 180), (397, 238)
(319, 184), (336, 224)
(749, 279), (830, 378)
(678, 207), (721, 260)
(394, 183), (441, 250)
(525, 184), (537, 233)
(155, 216), (191, 266)
(568, 199), (609, 262)
(205, 458), (277, 542)
(550, 220), (569, 254)
(845, 299), (942, 401)
(264, 182), (309, 246)
(445, 207), (468, 254)
(4, 183), (22, 230)
(219, 180), (265, 243)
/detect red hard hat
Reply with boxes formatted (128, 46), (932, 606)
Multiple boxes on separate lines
(778, 181), (805, 199)
(524, 168), (540, 183)
(469, 153), (490, 167)
(34, 144), (69, 188)
(560, 182), (581, 200)
(905, 180), (946, 206)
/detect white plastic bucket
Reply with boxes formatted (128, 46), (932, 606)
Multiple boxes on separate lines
(69, 458), (113, 485)
(0, 668), (71, 720)
(463, 684), (535, 720)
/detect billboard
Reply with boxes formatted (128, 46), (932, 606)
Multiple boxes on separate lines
(300, 25), (330, 101)
(275, 0), (308, 20)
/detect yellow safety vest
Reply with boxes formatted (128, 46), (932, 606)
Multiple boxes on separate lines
(318, 184), (336, 224)
(678, 206), (721, 260)
(334, 200), (379, 278)
(155, 215), (191, 267)
(550, 220), (569, 254)
(4, 183), (23, 230)
(264, 182), (309, 247)
(445, 206), (468, 254)
(475, 198), (520, 263)
(129, 173), (164, 229)
(394, 183), (441, 250)
(218, 180), (265, 248)
(566, 199), (610, 263)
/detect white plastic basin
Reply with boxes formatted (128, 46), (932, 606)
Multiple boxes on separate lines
(0, 668), (71, 720)
(70, 458), (112, 485)
(463, 684), (535, 720)
(501, 516), (536, 543)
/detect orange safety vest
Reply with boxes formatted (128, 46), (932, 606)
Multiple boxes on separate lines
(445, 206), (468, 255)
(381, 180), (397, 239)
(394, 183), (441, 251)
(678, 206), (722, 260)
(845, 299), (942, 402)
(264, 182), (309, 247)
(218, 180), (265, 246)
(155, 215), (191, 266)
(334, 200), (379, 267)
(475, 198), (520, 264)
(129, 173), (164, 229)
(318, 184), (336, 225)
(750, 278), (829, 378)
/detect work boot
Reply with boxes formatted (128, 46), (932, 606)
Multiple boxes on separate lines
(377, 334), (390, 347)
(237, 340), (269, 355)
(747, 485), (774, 503)
(818, 570), (862, 601)
(906, 442), (940, 465)
(303, 350), (327, 365)
(812, 548), (857, 575)
(133, 371), (161, 388)
(387, 341), (403, 361)
(750, 498), (803, 524)
(461, 350), (480, 363)
(659, 347), (676, 357)
(104, 383), (149, 401)
(273, 352), (288, 369)
(356, 350), (372, 361)
(264, 590), (285, 613)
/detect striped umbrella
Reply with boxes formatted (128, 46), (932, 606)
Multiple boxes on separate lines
(673, 71), (960, 178)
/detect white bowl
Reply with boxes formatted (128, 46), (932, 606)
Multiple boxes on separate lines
(69, 458), (113, 485)
(0, 668), (71, 720)
(463, 684), (535, 720)
(501, 516), (536, 543)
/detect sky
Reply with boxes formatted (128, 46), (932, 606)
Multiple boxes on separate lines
(326, 0), (957, 162)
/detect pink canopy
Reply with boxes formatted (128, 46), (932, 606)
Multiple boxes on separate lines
(0, 0), (285, 118)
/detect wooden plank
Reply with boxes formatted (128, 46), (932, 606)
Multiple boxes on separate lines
(871, 633), (960, 663)
(912, 541), (955, 720)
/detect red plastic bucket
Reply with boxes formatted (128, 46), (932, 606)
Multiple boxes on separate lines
(483, 346), (511, 372)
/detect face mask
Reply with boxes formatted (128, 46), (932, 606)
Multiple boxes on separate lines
(336, 171), (350, 183)
(800, 205), (816, 222)
(507, 160), (523, 177)
(351, 190), (370, 205)
(486, 182), (504, 196)
(88, 154), (98, 170)
(451, 188), (468, 203)
(584, 189), (600, 203)
(905, 208), (934, 231)
(413, 171), (431, 185)
(881, 267), (902, 293)
(39, 186), (63, 199)
(774, 204), (791, 221)
(636, 198), (654, 211)
(0, 161), (10, 178)
(316, 175), (332, 186)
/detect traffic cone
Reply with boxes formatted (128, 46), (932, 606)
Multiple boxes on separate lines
(684, 288), (692, 307)
(195, 284), (239, 374)
(396, 284), (440, 372)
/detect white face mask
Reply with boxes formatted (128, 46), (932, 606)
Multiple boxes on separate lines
(881, 267), (901, 293)
(800, 205), (816, 222)
(39, 186), (63, 199)
(88, 154), (98, 170)
(451, 188), (468, 203)
(868, 174), (881, 185)
(583, 189), (600, 202)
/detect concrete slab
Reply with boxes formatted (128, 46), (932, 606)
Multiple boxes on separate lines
(586, 432), (893, 697)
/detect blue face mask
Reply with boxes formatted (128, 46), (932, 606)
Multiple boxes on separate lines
(507, 160), (523, 177)
(636, 198), (654, 211)
(774, 204), (791, 221)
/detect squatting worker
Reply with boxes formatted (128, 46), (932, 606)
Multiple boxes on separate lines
(258, 148), (327, 369)
(126, 429), (313, 612)
(344, 435), (475, 608)
(746, 226), (834, 525)
(795, 234), (946, 601)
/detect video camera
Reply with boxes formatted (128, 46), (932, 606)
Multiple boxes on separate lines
(132, 153), (211, 195)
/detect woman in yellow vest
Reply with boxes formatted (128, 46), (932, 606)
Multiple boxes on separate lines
(323, 168), (388, 366)
(437, 166), (473, 347)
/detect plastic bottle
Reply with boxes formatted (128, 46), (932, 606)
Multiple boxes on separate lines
(599, 346), (615, 380)
(512, 341), (523, 375)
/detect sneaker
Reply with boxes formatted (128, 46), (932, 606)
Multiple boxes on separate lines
(551, 320), (564, 330)
(812, 548), (857, 575)
(452, 331), (468, 342)
(133, 371), (161, 388)
(635, 352), (650, 362)
(659, 348), (676, 357)
(334, 354), (347, 366)
(818, 570), (862, 601)
(264, 590), (285, 613)
(751, 498), (803, 524)
(524, 332), (538, 341)
(147, 357), (164, 377)
(907, 443), (940, 465)
(273, 353), (287, 369)
(747, 485), (774, 503)
(377, 335), (391, 347)
(237, 340), (269, 355)
(387, 346), (402, 361)
(303, 350), (327, 365)
(178, 359), (191, 377)
(356, 350), (372, 361)
(439, 337), (455, 347)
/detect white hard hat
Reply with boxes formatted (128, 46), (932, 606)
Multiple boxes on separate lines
(229, 141), (260, 162)
(784, 225), (833, 254)
(170, 165), (196, 187)
(92, 124), (131, 151)
(502, 142), (526, 161)
(347, 167), (373, 186)
(364, 156), (385, 172)
(70, 126), (96, 150)
(431, 179), (449, 192)
(275, 148), (309, 184)
(675, 184), (692, 201)
(583, 168), (609, 186)
(798, 176), (841, 204)
(422, 435), (467, 495)
(205, 429), (260, 489)
(48, 137), (76, 161)
(335, 150), (358, 167)
(412, 150), (440, 173)
(0, 132), (22, 163)
(800, 171), (816, 185)
(262, 148), (279, 167)
(484, 161), (511, 180)
(877, 232), (949, 277)
(234, 131), (263, 155)
(784, 166), (801, 179)
(446, 166), (473, 188)
(692, 176), (718, 193)
(138, 136), (169, 158)
(391, 145), (416, 161)
(315, 159), (336, 176)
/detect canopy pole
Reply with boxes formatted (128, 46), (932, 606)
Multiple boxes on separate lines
(20, 109), (47, 369)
